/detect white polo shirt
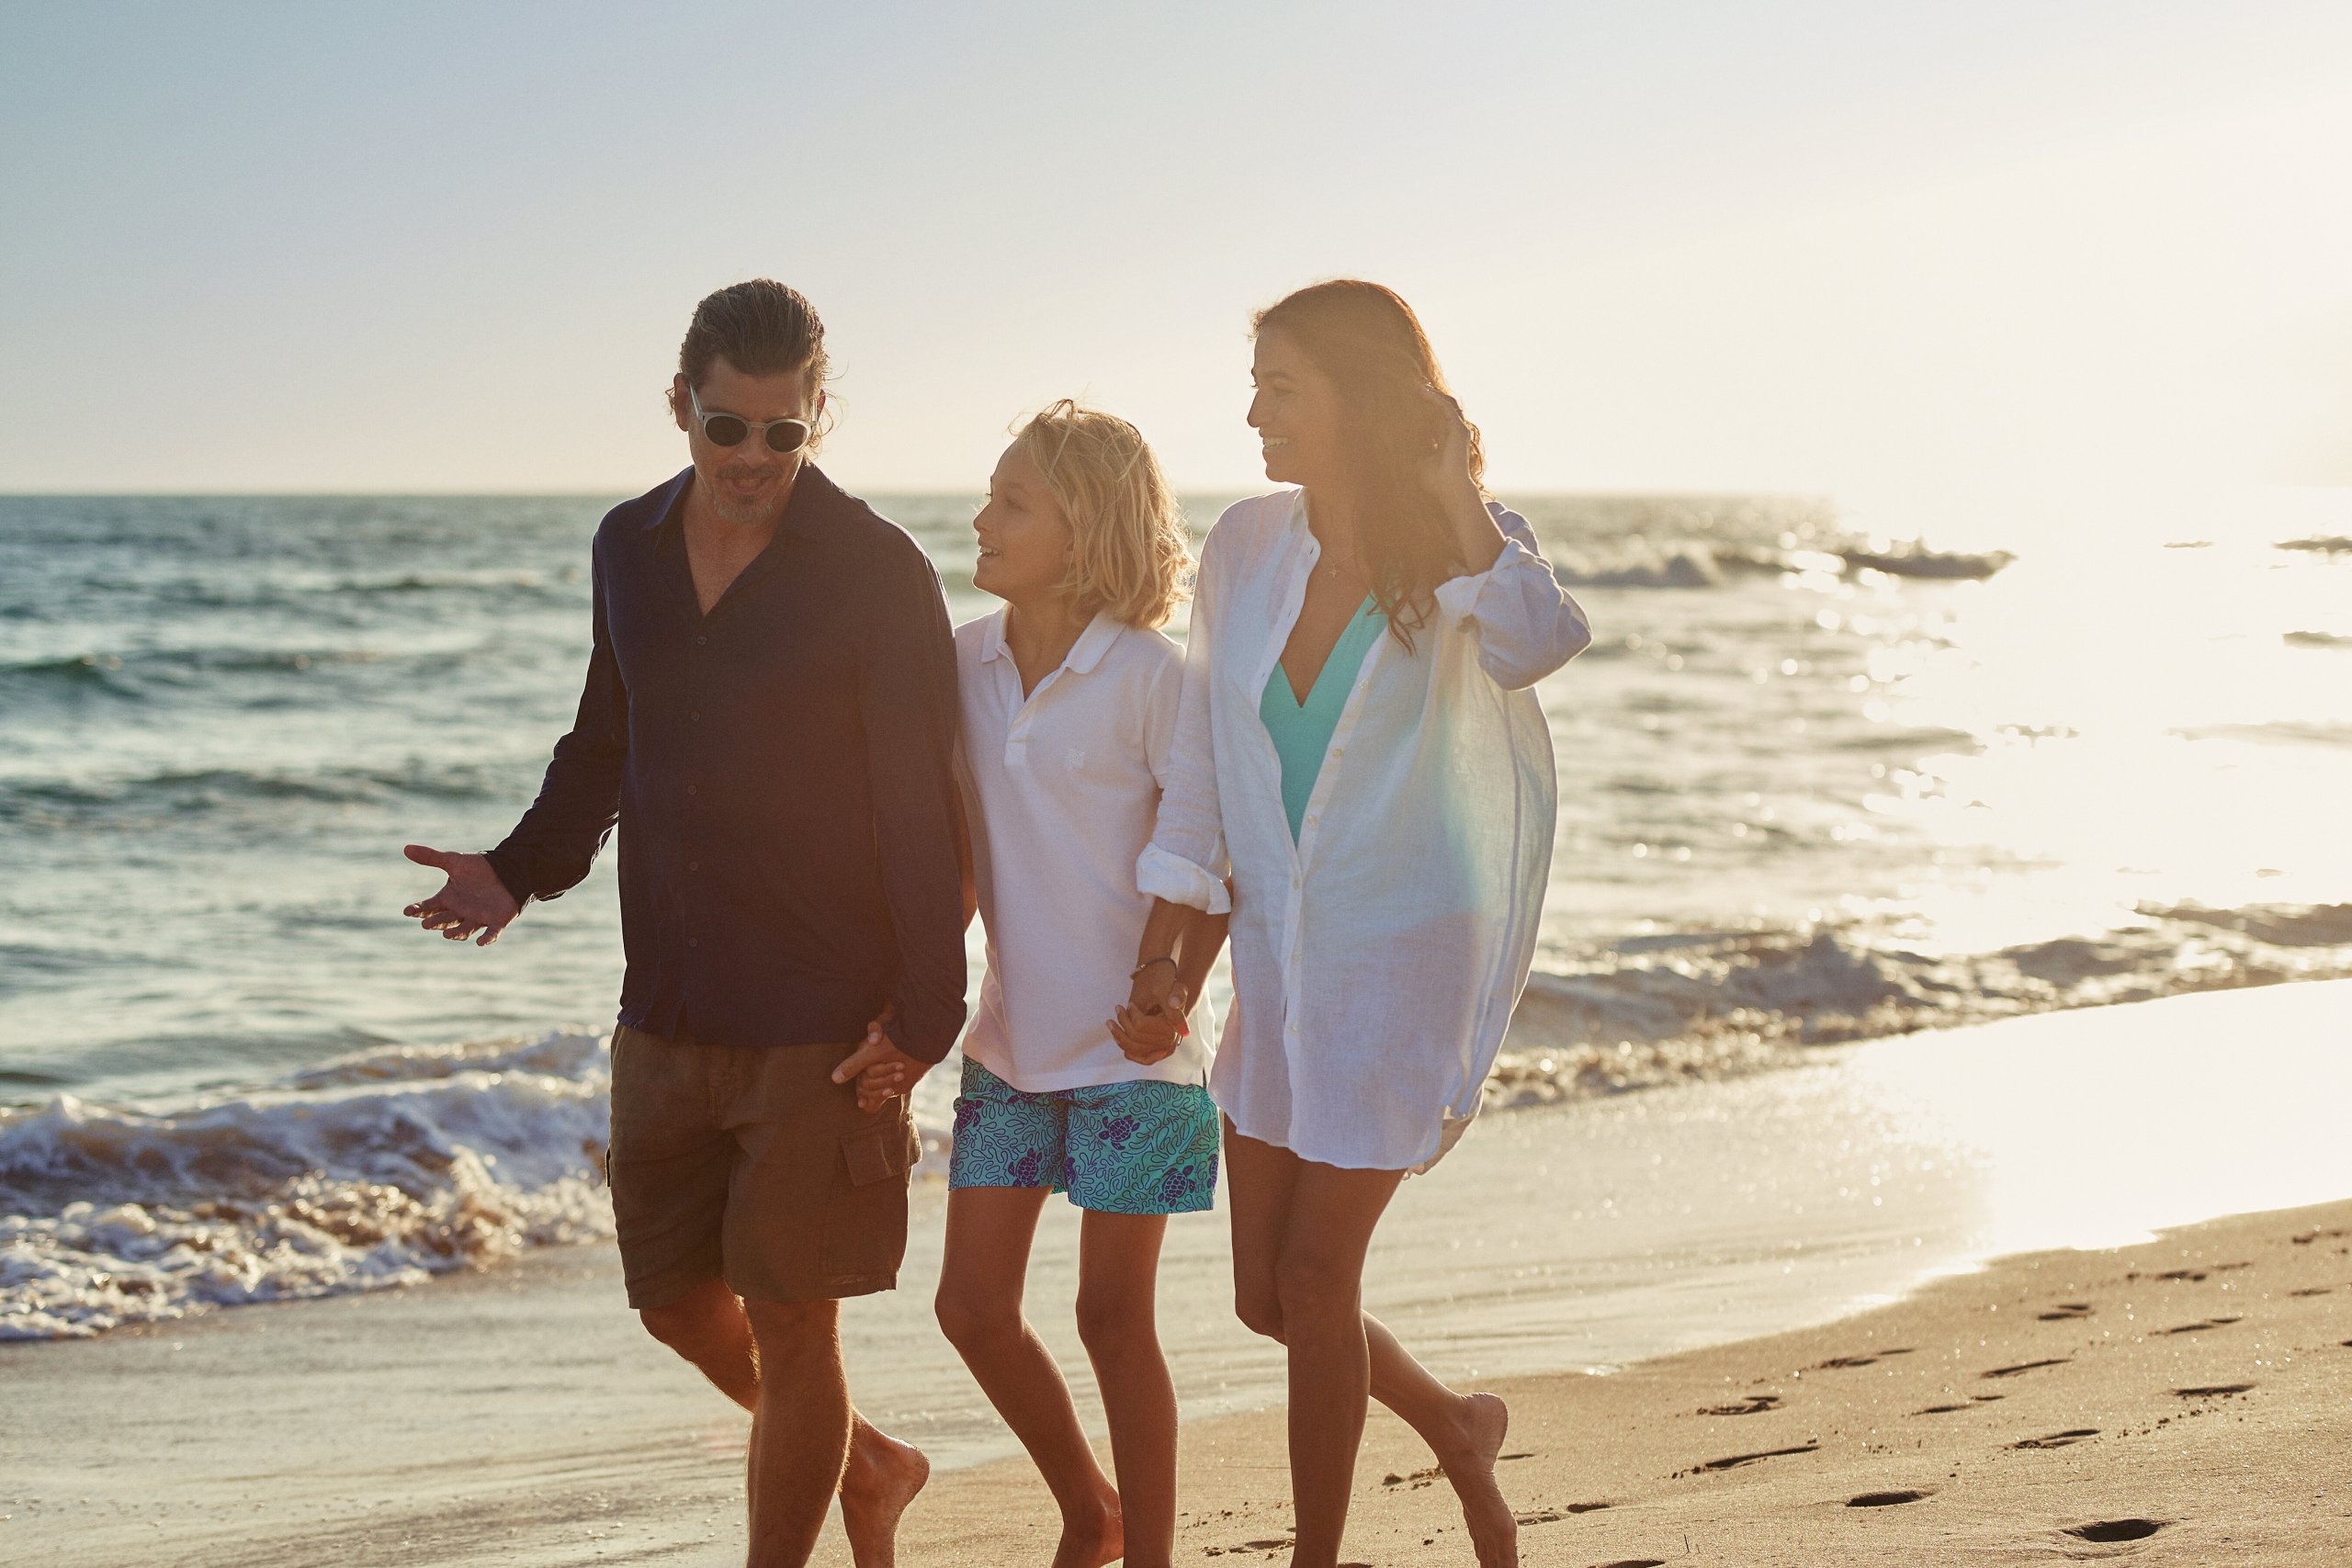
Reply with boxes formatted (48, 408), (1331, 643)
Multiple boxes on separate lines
(955, 609), (1214, 1092)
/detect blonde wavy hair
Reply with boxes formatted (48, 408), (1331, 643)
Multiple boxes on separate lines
(1011, 400), (1193, 628)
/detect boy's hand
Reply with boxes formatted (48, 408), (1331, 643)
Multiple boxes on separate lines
(831, 1007), (925, 1113)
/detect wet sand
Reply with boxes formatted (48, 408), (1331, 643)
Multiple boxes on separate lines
(4, 978), (2347, 1565)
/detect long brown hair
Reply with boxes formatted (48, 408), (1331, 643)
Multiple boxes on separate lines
(1252, 279), (1487, 650)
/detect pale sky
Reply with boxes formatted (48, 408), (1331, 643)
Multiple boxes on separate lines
(4, 2), (2349, 495)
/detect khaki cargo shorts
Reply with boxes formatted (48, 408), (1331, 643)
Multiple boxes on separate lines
(606, 1022), (921, 1309)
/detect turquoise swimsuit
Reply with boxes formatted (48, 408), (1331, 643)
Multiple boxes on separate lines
(1260, 596), (1385, 841)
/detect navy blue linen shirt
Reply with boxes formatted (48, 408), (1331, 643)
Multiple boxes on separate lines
(485, 465), (967, 1062)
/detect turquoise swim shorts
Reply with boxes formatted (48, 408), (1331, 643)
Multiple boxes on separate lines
(947, 1057), (1220, 1215)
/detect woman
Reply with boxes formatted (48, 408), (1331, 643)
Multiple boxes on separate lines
(1114, 280), (1591, 1568)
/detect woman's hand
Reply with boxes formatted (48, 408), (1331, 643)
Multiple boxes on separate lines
(1423, 388), (1505, 571)
(1108, 960), (1189, 1066)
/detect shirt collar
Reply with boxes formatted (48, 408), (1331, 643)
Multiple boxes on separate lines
(640, 468), (695, 531)
(640, 462), (839, 538)
(1065, 613), (1124, 673)
(978, 609), (1124, 675)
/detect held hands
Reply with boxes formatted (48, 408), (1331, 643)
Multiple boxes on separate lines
(1107, 956), (1191, 1066)
(401, 844), (521, 946)
(833, 1005), (928, 1113)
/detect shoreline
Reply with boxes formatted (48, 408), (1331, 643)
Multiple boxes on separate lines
(4, 979), (2348, 1564)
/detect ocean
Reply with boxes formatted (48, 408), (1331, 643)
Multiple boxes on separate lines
(5, 486), (2349, 1340)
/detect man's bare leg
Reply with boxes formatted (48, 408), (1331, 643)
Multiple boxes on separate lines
(741, 1297), (853, 1567)
(640, 1280), (929, 1566)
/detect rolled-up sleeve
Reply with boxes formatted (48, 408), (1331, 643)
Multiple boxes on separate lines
(485, 547), (628, 906)
(1432, 503), (1592, 691)
(859, 544), (971, 1063)
(1137, 525), (1231, 914)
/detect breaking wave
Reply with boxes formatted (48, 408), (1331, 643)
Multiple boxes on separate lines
(1487, 901), (2352, 1106)
(1539, 539), (2017, 589)
(0, 1033), (612, 1340)
(9, 899), (2348, 1341)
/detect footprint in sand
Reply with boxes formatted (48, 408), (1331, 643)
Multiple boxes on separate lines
(2288, 1286), (2332, 1297)
(1981, 1357), (2070, 1379)
(2012, 1428), (2100, 1450)
(2064, 1518), (2168, 1543)
(2157, 1314), (2244, 1335)
(1380, 1464), (1444, 1488)
(2037, 1302), (2093, 1321)
(1915, 1393), (2007, 1415)
(1699, 1394), (1781, 1416)
(1811, 1348), (1915, 1370)
(1593, 1560), (1668, 1568)
(1848, 1488), (1936, 1506)
(1515, 1503), (1611, 1525)
(2173, 1382), (2254, 1398)
(1380, 1452), (1540, 1490)
(1677, 1441), (1821, 1476)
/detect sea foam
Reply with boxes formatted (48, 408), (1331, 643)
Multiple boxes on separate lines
(0, 1032), (613, 1339)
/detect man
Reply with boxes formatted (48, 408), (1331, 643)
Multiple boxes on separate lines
(401, 279), (960, 1568)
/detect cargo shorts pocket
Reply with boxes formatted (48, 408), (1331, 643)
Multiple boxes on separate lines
(819, 1107), (918, 1280)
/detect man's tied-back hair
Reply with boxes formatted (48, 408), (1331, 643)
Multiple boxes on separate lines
(678, 281), (834, 437)
(1012, 400), (1194, 629)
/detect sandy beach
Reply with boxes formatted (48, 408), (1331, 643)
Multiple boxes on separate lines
(908, 1198), (2352, 1566)
(5, 979), (2348, 1565)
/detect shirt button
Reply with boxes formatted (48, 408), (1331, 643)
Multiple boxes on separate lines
(688, 938), (699, 949)
(695, 636), (708, 646)
(686, 784), (697, 795)
(687, 860), (699, 871)
(690, 711), (701, 722)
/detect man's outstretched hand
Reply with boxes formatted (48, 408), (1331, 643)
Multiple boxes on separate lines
(401, 844), (522, 946)
(832, 1007), (927, 1113)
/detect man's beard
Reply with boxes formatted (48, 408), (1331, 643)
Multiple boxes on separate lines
(706, 466), (790, 526)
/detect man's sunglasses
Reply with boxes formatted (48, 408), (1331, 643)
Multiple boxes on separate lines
(687, 385), (814, 453)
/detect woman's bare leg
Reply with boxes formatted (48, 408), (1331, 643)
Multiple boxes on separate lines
(1223, 1123), (1519, 1568)
(934, 1187), (1124, 1568)
(1075, 1210), (1177, 1568)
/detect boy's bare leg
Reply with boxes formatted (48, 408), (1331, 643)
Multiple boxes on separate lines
(936, 1187), (1124, 1568)
(639, 1280), (929, 1567)
(1076, 1210), (1177, 1568)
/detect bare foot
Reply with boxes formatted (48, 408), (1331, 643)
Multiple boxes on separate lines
(1440, 1392), (1518, 1568)
(1048, 1479), (1125, 1568)
(839, 1423), (931, 1568)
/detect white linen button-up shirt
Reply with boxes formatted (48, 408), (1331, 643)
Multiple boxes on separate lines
(1136, 491), (1590, 1170)
(956, 609), (1213, 1092)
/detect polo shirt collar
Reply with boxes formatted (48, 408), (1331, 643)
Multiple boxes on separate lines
(1065, 613), (1124, 673)
(978, 609), (1125, 676)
